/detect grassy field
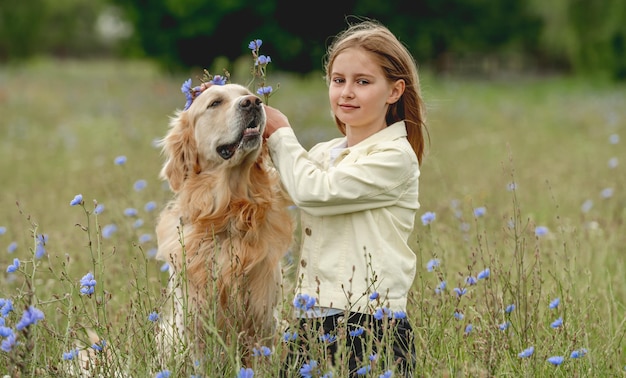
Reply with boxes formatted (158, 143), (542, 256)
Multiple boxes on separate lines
(0, 58), (625, 377)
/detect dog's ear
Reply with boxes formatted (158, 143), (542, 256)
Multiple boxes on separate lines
(160, 111), (200, 192)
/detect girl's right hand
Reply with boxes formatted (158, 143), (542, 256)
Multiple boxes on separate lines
(263, 104), (291, 138)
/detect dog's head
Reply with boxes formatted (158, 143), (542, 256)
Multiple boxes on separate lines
(160, 83), (266, 192)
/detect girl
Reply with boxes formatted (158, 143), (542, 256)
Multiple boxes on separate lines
(264, 20), (427, 377)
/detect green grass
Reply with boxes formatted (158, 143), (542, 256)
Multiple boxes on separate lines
(0, 58), (625, 377)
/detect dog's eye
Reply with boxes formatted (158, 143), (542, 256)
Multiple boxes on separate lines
(207, 100), (222, 108)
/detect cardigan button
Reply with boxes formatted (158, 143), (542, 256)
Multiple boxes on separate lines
(305, 227), (312, 236)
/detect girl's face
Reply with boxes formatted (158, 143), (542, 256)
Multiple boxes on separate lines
(328, 47), (403, 136)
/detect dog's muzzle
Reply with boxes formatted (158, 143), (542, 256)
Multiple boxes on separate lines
(216, 96), (264, 160)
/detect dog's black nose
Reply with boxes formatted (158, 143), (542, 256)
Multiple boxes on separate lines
(239, 95), (262, 110)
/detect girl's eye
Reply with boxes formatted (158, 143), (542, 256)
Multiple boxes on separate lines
(357, 79), (369, 85)
(332, 78), (344, 84)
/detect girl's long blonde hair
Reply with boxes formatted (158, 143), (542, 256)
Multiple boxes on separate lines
(324, 20), (428, 164)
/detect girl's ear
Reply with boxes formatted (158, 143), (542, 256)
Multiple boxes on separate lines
(387, 79), (405, 105)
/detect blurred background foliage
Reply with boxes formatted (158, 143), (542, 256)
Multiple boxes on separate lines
(1, 0), (625, 80)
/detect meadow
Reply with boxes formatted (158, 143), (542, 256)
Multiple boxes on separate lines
(0, 57), (624, 377)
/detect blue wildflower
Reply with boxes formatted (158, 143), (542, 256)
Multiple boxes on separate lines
(0, 325), (13, 337)
(237, 367), (254, 378)
(114, 155), (127, 165)
(102, 224), (117, 239)
(505, 304), (515, 313)
(80, 272), (96, 296)
(608, 157), (618, 168)
(549, 297), (560, 309)
(0, 332), (16, 352)
(160, 262), (170, 272)
(551, 317), (563, 328)
(477, 268), (490, 280)
(124, 208), (138, 217)
(506, 182), (517, 191)
(133, 219), (144, 229)
(257, 86), (273, 96)
(393, 310), (407, 319)
(293, 293), (316, 311)
(155, 370), (171, 378)
(248, 39), (262, 50)
(6, 258), (19, 273)
(535, 226), (549, 237)
(252, 346), (272, 357)
(570, 348), (588, 358)
(144, 201), (157, 212)
(210, 75), (227, 85)
(356, 365), (371, 375)
(349, 327), (364, 337)
(63, 348), (79, 361)
(256, 55), (272, 66)
(466, 276), (477, 285)
(139, 234), (152, 244)
(473, 206), (486, 217)
(379, 371), (393, 378)
(70, 194), (83, 206)
(435, 281), (446, 294)
(453, 287), (467, 297)
(35, 242), (45, 259)
(464, 324), (473, 334)
(0, 298), (14, 316)
(547, 356), (564, 366)
(16, 306), (45, 330)
(91, 340), (106, 352)
(94, 204), (105, 214)
(369, 292), (379, 300)
(609, 133), (620, 144)
(581, 199), (593, 213)
(499, 321), (510, 331)
(601, 187), (614, 198)
(283, 331), (298, 342)
(454, 311), (464, 320)
(374, 307), (391, 320)
(133, 179), (147, 191)
(148, 311), (159, 322)
(320, 333), (336, 343)
(300, 360), (319, 377)
(421, 211), (436, 226)
(426, 258), (440, 272)
(518, 346), (534, 358)
(0, 226), (6, 235)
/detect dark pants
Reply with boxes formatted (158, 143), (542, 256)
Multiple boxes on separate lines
(282, 312), (416, 377)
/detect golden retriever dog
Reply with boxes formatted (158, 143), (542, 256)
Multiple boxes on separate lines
(155, 83), (294, 359)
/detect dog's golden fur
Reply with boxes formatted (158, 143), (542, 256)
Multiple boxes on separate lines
(155, 83), (293, 353)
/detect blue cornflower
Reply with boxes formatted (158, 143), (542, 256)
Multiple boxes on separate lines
(505, 304), (515, 313)
(535, 226), (549, 237)
(144, 201), (157, 212)
(454, 311), (464, 320)
(155, 370), (171, 378)
(0, 226), (5, 235)
(473, 206), (486, 217)
(16, 306), (45, 330)
(453, 287), (467, 297)
(91, 340), (106, 352)
(148, 311), (159, 322)
(237, 367), (254, 378)
(356, 365), (371, 375)
(300, 360), (319, 377)
(257, 86), (273, 96)
(551, 317), (563, 328)
(349, 327), (364, 337)
(421, 211), (436, 226)
(374, 307), (391, 320)
(547, 356), (564, 366)
(102, 224), (117, 239)
(147, 248), (158, 258)
(609, 133), (620, 144)
(70, 194), (83, 206)
(464, 324), (473, 334)
(518, 346), (534, 358)
(393, 310), (407, 319)
(549, 297), (560, 309)
(293, 293), (316, 311)
(320, 333), (336, 343)
(133, 219), (144, 229)
(94, 204), (105, 214)
(252, 345), (272, 357)
(80, 272), (96, 295)
(570, 348), (588, 358)
(139, 234), (152, 244)
(507, 182), (517, 191)
(6, 258), (19, 273)
(283, 331), (298, 342)
(435, 281), (446, 294)
(124, 208), (138, 217)
(133, 179), (147, 191)
(499, 321), (510, 331)
(601, 187), (614, 198)
(63, 348), (79, 361)
(609, 157), (618, 168)
(248, 39), (262, 50)
(379, 371), (393, 378)
(0, 332), (16, 352)
(426, 258), (440, 272)
(7, 241), (17, 253)
(210, 75), (227, 85)
(466, 276), (477, 285)
(581, 199), (593, 213)
(256, 55), (271, 65)
(477, 268), (490, 280)
(0, 298), (14, 316)
(0, 325), (13, 337)
(369, 292), (379, 300)
(114, 155), (127, 165)
(160, 262), (170, 272)
(35, 242), (45, 259)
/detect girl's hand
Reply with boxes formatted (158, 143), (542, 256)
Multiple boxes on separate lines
(263, 104), (291, 138)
